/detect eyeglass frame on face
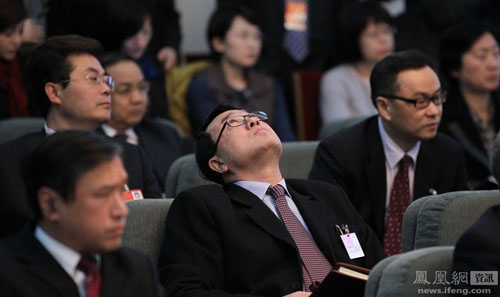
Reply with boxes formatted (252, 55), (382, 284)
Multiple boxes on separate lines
(211, 111), (268, 157)
(112, 80), (151, 95)
(59, 74), (115, 92)
(379, 91), (447, 110)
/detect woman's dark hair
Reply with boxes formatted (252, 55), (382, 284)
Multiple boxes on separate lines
(337, 1), (393, 63)
(206, 5), (259, 61)
(0, 0), (27, 33)
(440, 18), (496, 83)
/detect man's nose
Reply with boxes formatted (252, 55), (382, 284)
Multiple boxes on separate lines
(246, 116), (260, 128)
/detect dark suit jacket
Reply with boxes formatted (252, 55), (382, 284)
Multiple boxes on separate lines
(308, 116), (468, 242)
(452, 204), (500, 296)
(0, 227), (164, 297)
(0, 130), (161, 237)
(158, 179), (384, 297)
(134, 119), (193, 192)
(439, 86), (500, 189)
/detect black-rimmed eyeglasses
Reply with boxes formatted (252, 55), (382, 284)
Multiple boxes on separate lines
(59, 74), (115, 91)
(211, 111), (268, 157)
(380, 92), (447, 110)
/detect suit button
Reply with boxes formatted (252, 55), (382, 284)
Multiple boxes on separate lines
(292, 281), (301, 290)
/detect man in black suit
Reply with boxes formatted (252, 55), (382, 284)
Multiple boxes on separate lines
(158, 105), (384, 297)
(309, 50), (467, 254)
(0, 35), (161, 237)
(0, 131), (164, 296)
(101, 54), (193, 193)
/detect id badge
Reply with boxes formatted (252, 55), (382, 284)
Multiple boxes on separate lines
(123, 189), (144, 201)
(340, 233), (365, 259)
(284, 1), (308, 31)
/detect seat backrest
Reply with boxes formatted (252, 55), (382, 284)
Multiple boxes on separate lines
(0, 117), (44, 144)
(365, 246), (455, 297)
(122, 199), (173, 262)
(293, 70), (324, 141)
(402, 190), (500, 251)
(165, 141), (319, 197)
(319, 115), (368, 140)
(166, 60), (211, 137)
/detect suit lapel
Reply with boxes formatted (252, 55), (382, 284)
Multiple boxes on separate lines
(364, 119), (387, 238)
(414, 141), (439, 199)
(15, 228), (80, 297)
(100, 253), (127, 297)
(226, 184), (297, 248)
(287, 185), (338, 265)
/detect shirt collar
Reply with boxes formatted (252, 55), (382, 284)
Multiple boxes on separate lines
(378, 116), (420, 169)
(43, 123), (56, 135)
(234, 179), (289, 200)
(101, 124), (139, 145)
(35, 226), (82, 277)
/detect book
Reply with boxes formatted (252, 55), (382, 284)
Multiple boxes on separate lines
(309, 262), (371, 297)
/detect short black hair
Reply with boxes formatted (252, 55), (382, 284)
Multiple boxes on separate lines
(100, 52), (136, 69)
(337, 1), (393, 63)
(440, 18), (496, 85)
(195, 104), (239, 184)
(25, 35), (103, 118)
(22, 130), (122, 222)
(0, 0), (26, 33)
(207, 5), (258, 61)
(370, 50), (438, 107)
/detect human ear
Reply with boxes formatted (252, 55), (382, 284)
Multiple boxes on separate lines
(45, 82), (63, 105)
(376, 96), (392, 121)
(208, 156), (227, 174)
(211, 37), (225, 54)
(38, 187), (63, 222)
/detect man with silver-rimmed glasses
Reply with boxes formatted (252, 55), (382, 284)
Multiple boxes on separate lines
(309, 50), (468, 255)
(0, 35), (161, 237)
(158, 104), (384, 297)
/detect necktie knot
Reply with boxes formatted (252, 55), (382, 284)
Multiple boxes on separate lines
(113, 133), (128, 142)
(77, 256), (101, 297)
(399, 155), (412, 171)
(268, 184), (286, 200)
(77, 256), (98, 275)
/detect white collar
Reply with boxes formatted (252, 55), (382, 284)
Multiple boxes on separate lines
(101, 124), (139, 145)
(234, 179), (289, 200)
(35, 226), (83, 277)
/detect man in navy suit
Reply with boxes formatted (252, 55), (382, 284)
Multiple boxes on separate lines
(0, 131), (164, 296)
(0, 35), (161, 237)
(159, 105), (384, 297)
(309, 50), (468, 249)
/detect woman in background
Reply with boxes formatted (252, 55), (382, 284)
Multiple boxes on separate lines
(439, 19), (500, 189)
(186, 6), (296, 141)
(319, 1), (394, 126)
(0, 0), (28, 119)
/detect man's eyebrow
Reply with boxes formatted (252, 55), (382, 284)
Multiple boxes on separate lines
(84, 67), (105, 75)
(221, 112), (236, 123)
(412, 87), (442, 97)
